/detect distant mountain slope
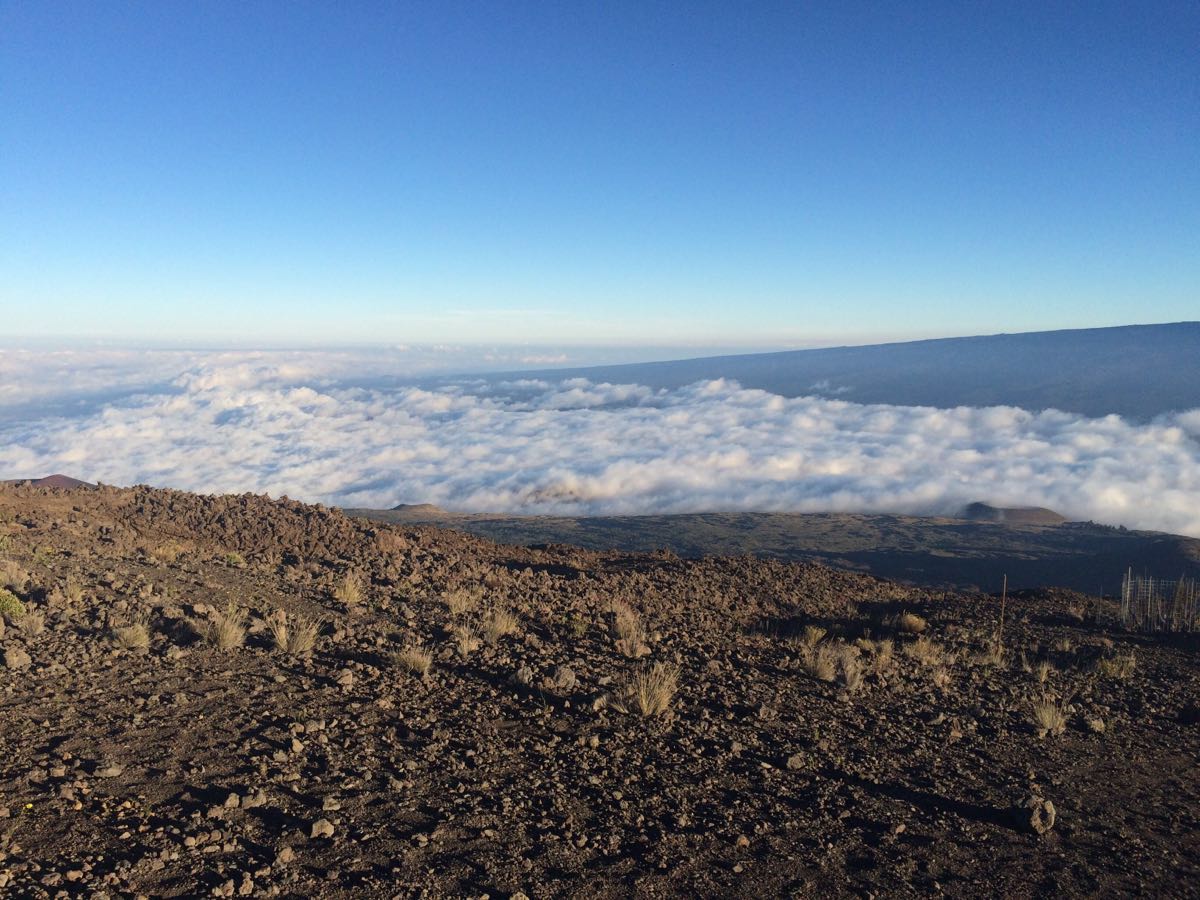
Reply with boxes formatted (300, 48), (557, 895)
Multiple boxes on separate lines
(346, 506), (1200, 594)
(960, 503), (1067, 526)
(2, 474), (95, 490)
(481, 322), (1200, 420)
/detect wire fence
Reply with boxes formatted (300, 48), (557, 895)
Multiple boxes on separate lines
(1120, 570), (1200, 633)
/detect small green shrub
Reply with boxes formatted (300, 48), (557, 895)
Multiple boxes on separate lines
(0, 588), (26, 622)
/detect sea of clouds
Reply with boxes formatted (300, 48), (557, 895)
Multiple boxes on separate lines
(2, 348), (1199, 537)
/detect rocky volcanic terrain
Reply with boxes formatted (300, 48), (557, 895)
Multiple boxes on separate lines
(0, 482), (1197, 898)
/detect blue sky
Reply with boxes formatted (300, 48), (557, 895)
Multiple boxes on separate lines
(2, 2), (1196, 347)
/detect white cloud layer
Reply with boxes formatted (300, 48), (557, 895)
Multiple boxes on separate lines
(3, 350), (1200, 537)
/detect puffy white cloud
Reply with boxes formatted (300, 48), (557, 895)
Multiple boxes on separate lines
(2, 351), (1199, 537)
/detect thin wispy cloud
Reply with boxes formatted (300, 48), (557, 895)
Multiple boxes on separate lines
(2, 351), (1199, 537)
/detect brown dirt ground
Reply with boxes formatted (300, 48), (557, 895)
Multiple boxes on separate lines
(0, 483), (1197, 898)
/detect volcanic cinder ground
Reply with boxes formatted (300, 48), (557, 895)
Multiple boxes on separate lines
(0, 482), (1197, 898)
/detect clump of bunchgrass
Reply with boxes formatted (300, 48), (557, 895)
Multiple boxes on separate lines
(972, 641), (1005, 668)
(614, 661), (680, 717)
(452, 624), (480, 657)
(897, 611), (928, 635)
(1034, 659), (1055, 685)
(872, 638), (896, 674)
(799, 624), (827, 650)
(392, 645), (433, 678)
(112, 612), (152, 651)
(63, 577), (84, 607)
(1032, 694), (1068, 738)
(333, 572), (364, 607)
(610, 600), (650, 658)
(904, 635), (949, 667)
(445, 587), (483, 617)
(838, 645), (864, 693)
(152, 542), (185, 565)
(17, 608), (45, 636)
(799, 642), (839, 682)
(1, 560), (28, 593)
(482, 607), (519, 645)
(198, 600), (246, 650)
(1096, 652), (1136, 679)
(268, 610), (321, 654)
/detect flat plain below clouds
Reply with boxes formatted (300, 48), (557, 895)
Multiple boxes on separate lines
(2, 349), (1199, 537)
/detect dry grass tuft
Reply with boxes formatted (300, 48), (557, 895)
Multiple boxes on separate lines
(392, 645), (433, 678)
(269, 611), (321, 654)
(838, 645), (864, 692)
(616, 635), (650, 659)
(266, 612), (289, 650)
(972, 641), (1005, 668)
(1034, 660), (1055, 685)
(152, 542), (185, 564)
(799, 625), (827, 649)
(897, 612), (928, 635)
(1096, 652), (1136, 679)
(334, 572), (364, 607)
(617, 661), (680, 717)
(931, 666), (952, 689)
(482, 607), (519, 645)
(445, 587), (483, 617)
(113, 613), (152, 650)
(199, 600), (246, 650)
(452, 624), (481, 657)
(610, 600), (650, 658)
(17, 609), (45, 636)
(904, 636), (948, 667)
(800, 643), (839, 682)
(872, 638), (895, 674)
(1, 560), (28, 593)
(63, 577), (84, 607)
(610, 600), (641, 640)
(1032, 695), (1068, 738)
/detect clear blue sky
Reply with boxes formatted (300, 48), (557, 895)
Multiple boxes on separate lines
(2, 2), (1196, 346)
